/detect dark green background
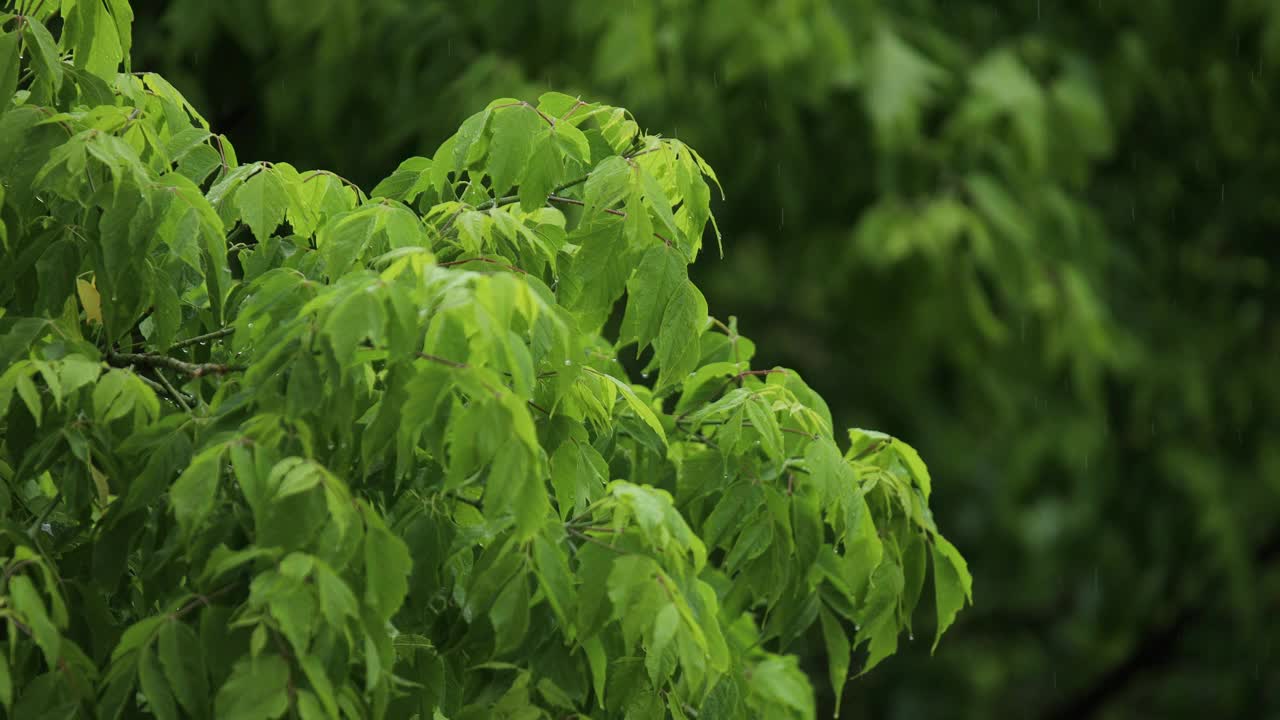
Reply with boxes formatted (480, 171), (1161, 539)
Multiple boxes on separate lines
(129, 0), (1280, 716)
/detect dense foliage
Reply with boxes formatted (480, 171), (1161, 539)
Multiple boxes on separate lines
(0, 2), (971, 717)
(123, 0), (1280, 717)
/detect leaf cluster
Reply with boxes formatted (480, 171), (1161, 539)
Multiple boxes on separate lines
(0, 4), (969, 718)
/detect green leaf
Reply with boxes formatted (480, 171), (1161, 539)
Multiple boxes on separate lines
(293, 691), (323, 720)
(855, 560), (903, 674)
(552, 122), (591, 163)
(558, 219), (630, 330)
(318, 208), (379, 276)
(638, 166), (680, 243)
(582, 635), (607, 709)
(645, 603), (680, 686)
(158, 621), (210, 718)
(586, 368), (666, 446)
(371, 156), (432, 201)
(15, 372), (41, 426)
(452, 108), (493, 169)
(364, 509), (412, 620)
(749, 656), (814, 716)
(550, 439), (607, 520)
(584, 156), (631, 220)
(930, 535), (972, 651)
(654, 280), (707, 390)
(620, 244), (684, 353)
(22, 18), (63, 97)
(0, 30), (19, 109)
(893, 438), (932, 500)
(745, 396), (784, 462)
(139, 643), (180, 720)
(171, 444), (225, 539)
(489, 573), (531, 655)
(519, 132), (560, 211)
(531, 532), (577, 638)
(65, 0), (125, 80)
(9, 575), (60, 666)
(236, 167), (291, 243)
(488, 105), (545, 195)
(819, 607), (851, 714)
(214, 654), (290, 720)
(0, 651), (11, 711)
(111, 616), (165, 662)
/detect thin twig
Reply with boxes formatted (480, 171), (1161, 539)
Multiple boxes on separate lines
(171, 583), (238, 620)
(712, 368), (788, 398)
(107, 351), (245, 377)
(153, 369), (193, 412)
(168, 326), (234, 351)
(546, 195), (672, 247)
(416, 352), (468, 369)
(437, 257), (528, 275)
(569, 528), (626, 554)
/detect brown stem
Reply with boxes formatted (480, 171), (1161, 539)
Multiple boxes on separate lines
(107, 351), (245, 377)
(168, 326), (235, 350)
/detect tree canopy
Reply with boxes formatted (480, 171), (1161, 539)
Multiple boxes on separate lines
(0, 2), (971, 718)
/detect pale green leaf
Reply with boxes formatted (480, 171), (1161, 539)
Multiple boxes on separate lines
(171, 445), (225, 538)
(819, 606), (851, 714)
(586, 368), (666, 446)
(236, 167), (290, 243)
(488, 104), (544, 195)
(931, 535), (972, 651)
(364, 510), (412, 620)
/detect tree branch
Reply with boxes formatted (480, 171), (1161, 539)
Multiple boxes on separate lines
(168, 326), (234, 351)
(107, 351), (245, 377)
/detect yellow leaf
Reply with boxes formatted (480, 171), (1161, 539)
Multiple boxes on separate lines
(77, 278), (103, 325)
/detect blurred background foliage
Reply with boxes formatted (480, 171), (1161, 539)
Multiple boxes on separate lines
(130, 0), (1280, 716)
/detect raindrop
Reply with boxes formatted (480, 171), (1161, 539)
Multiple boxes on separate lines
(640, 372), (649, 379)
(40, 522), (53, 535)
(563, 359), (572, 366)
(247, 322), (254, 329)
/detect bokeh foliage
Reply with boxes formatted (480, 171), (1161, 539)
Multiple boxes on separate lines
(128, 0), (1280, 717)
